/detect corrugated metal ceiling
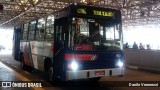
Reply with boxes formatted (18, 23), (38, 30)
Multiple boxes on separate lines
(0, 0), (160, 28)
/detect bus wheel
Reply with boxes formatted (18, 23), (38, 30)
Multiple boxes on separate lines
(48, 64), (53, 82)
(89, 77), (101, 82)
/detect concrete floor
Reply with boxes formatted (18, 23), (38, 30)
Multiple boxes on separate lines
(0, 50), (160, 90)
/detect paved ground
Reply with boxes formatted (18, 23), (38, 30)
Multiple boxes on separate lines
(0, 56), (34, 90)
(0, 50), (160, 90)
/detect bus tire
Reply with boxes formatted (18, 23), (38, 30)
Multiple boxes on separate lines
(89, 77), (101, 82)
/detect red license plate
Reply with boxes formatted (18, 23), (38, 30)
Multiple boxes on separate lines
(95, 71), (105, 76)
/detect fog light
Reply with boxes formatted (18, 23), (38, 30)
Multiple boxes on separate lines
(117, 60), (123, 67)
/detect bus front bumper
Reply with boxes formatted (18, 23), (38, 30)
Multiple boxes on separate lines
(66, 68), (124, 80)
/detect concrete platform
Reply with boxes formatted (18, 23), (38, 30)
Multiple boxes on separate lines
(0, 50), (46, 90)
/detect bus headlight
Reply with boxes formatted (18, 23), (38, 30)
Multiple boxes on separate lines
(70, 61), (79, 71)
(116, 60), (123, 68)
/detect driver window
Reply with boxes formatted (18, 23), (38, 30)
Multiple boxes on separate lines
(70, 18), (92, 51)
(105, 25), (120, 40)
(74, 18), (89, 44)
(90, 22), (100, 42)
(106, 27), (114, 40)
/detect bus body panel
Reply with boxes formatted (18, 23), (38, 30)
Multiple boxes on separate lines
(20, 41), (53, 71)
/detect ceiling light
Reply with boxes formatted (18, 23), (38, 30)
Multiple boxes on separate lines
(33, 0), (39, 5)
(21, 0), (28, 4)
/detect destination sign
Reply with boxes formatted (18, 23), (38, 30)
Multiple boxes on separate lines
(93, 10), (114, 17)
(76, 8), (115, 17)
(77, 8), (86, 14)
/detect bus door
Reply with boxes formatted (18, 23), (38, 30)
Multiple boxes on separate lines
(53, 17), (68, 78)
(13, 28), (22, 61)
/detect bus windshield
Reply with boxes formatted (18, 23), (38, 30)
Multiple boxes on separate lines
(68, 17), (122, 51)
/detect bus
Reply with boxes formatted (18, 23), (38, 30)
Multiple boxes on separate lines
(13, 3), (124, 81)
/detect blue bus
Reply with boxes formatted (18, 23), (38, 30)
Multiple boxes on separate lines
(13, 4), (124, 81)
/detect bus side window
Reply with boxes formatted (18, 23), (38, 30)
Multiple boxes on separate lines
(28, 30), (35, 40)
(22, 23), (29, 40)
(46, 28), (54, 39)
(39, 29), (45, 39)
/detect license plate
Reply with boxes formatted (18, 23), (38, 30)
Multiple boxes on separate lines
(95, 71), (105, 76)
